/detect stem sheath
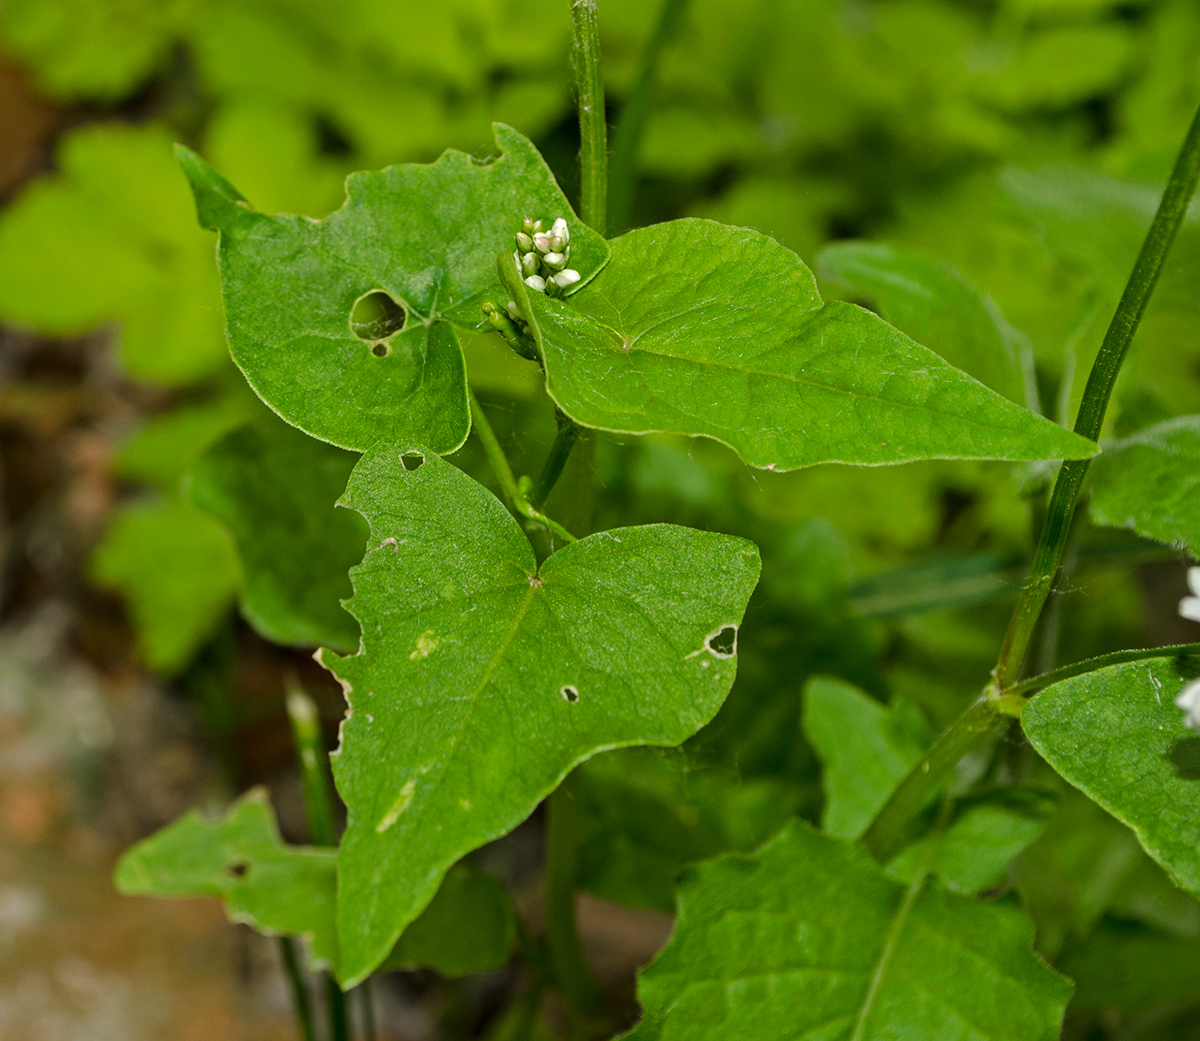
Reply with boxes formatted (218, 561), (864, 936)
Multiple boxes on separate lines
(571, 0), (608, 234)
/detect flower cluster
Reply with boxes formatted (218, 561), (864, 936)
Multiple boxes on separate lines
(1174, 567), (1200, 730)
(506, 216), (581, 321)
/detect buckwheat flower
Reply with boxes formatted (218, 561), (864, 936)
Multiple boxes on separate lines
(522, 216), (542, 234)
(515, 231), (534, 252)
(533, 232), (552, 253)
(520, 252), (540, 277)
(524, 275), (546, 292)
(506, 300), (522, 322)
(1181, 567), (1200, 623)
(543, 251), (567, 270)
(551, 217), (570, 245)
(1176, 677), (1200, 731)
(551, 269), (581, 289)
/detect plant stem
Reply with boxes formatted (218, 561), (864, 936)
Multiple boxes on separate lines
(607, 0), (690, 234)
(1002, 643), (1200, 702)
(357, 980), (377, 1041)
(545, 781), (601, 1014)
(326, 976), (349, 1041)
(571, 0), (608, 234)
(530, 409), (580, 507)
(995, 99), (1200, 689)
(863, 100), (1200, 862)
(285, 676), (337, 847)
(861, 700), (1005, 863)
(279, 937), (317, 1041)
(469, 389), (578, 543)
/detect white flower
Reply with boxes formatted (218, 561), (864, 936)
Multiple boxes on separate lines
(506, 300), (522, 322)
(515, 231), (534, 252)
(551, 217), (570, 245)
(533, 232), (552, 253)
(520, 251), (540, 277)
(543, 251), (567, 270)
(1176, 677), (1200, 731)
(551, 269), (581, 289)
(1181, 567), (1200, 624)
(524, 275), (546, 292)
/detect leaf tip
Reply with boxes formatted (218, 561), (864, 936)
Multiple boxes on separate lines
(174, 143), (253, 233)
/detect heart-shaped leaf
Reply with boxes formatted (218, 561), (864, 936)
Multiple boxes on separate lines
(511, 219), (1096, 470)
(625, 820), (1072, 1040)
(319, 445), (760, 984)
(177, 124), (608, 452)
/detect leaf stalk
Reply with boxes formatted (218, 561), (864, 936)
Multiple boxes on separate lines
(571, 0), (608, 234)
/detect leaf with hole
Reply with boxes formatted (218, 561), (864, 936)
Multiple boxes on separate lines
(511, 219), (1097, 470)
(1022, 656), (1200, 898)
(1090, 416), (1200, 558)
(624, 819), (1071, 1040)
(177, 124), (608, 452)
(187, 414), (367, 652)
(318, 445), (760, 984)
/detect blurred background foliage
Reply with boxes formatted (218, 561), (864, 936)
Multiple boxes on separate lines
(1, 0), (1200, 1037)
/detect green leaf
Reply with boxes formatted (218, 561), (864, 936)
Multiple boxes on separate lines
(801, 676), (930, 840)
(177, 124), (608, 452)
(380, 864), (517, 977)
(90, 497), (240, 674)
(1090, 416), (1200, 558)
(515, 219), (1096, 470)
(575, 747), (803, 912)
(0, 124), (228, 385)
(1022, 656), (1200, 897)
(319, 445), (760, 984)
(817, 241), (1028, 404)
(626, 820), (1072, 1040)
(115, 390), (259, 492)
(1058, 916), (1200, 1011)
(187, 415), (367, 652)
(114, 789), (339, 969)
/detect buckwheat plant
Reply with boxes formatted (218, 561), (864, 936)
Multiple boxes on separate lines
(113, 3), (1200, 1039)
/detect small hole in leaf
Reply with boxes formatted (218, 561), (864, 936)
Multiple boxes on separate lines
(401, 451), (425, 472)
(371, 342), (389, 357)
(561, 685), (579, 703)
(228, 861), (249, 879)
(706, 625), (738, 658)
(351, 291), (407, 342)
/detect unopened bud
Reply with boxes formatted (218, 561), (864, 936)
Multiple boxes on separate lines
(524, 275), (547, 292)
(533, 232), (552, 253)
(543, 251), (567, 270)
(552, 218), (569, 244)
(522, 216), (542, 234)
(521, 251), (540, 276)
(515, 232), (534, 252)
(551, 269), (581, 289)
(507, 300), (522, 322)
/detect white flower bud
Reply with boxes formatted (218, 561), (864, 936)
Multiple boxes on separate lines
(543, 251), (567, 270)
(1181, 567), (1200, 624)
(515, 232), (534, 252)
(507, 300), (522, 321)
(521, 252), (540, 276)
(533, 232), (552, 253)
(551, 269), (581, 289)
(524, 275), (547, 292)
(545, 234), (562, 253)
(522, 216), (541, 234)
(1176, 677), (1200, 731)
(552, 218), (569, 245)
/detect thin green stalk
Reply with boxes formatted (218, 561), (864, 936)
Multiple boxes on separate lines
(861, 700), (1005, 864)
(326, 976), (349, 1041)
(863, 100), (1200, 863)
(571, 0), (608, 234)
(357, 980), (376, 1041)
(545, 782), (601, 1014)
(470, 389), (578, 543)
(279, 937), (317, 1041)
(995, 99), (1200, 689)
(285, 677), (337, 847)
(529, 410), (580, 507)
(607, 0), (690, 233)
(1002, 643), (1200, 703)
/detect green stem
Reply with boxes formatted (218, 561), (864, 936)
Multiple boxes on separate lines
(571, 0), (608, 234)
(545, 782), (601, 1013)
(995, 99), (1200, 689)
(285, 677), (337, 847)
(861, 701), (1007, 864)
(1002, 643), (1200, 703)
(862, 100), (1200, 863)
(470, 389), (578, 544)
(530, 410), (580, 507)
(278, 937), (317, 1041)
(357, 980), (376, 1041)
(326, 974), (349, 1041)
(607, 0), (690, 233)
